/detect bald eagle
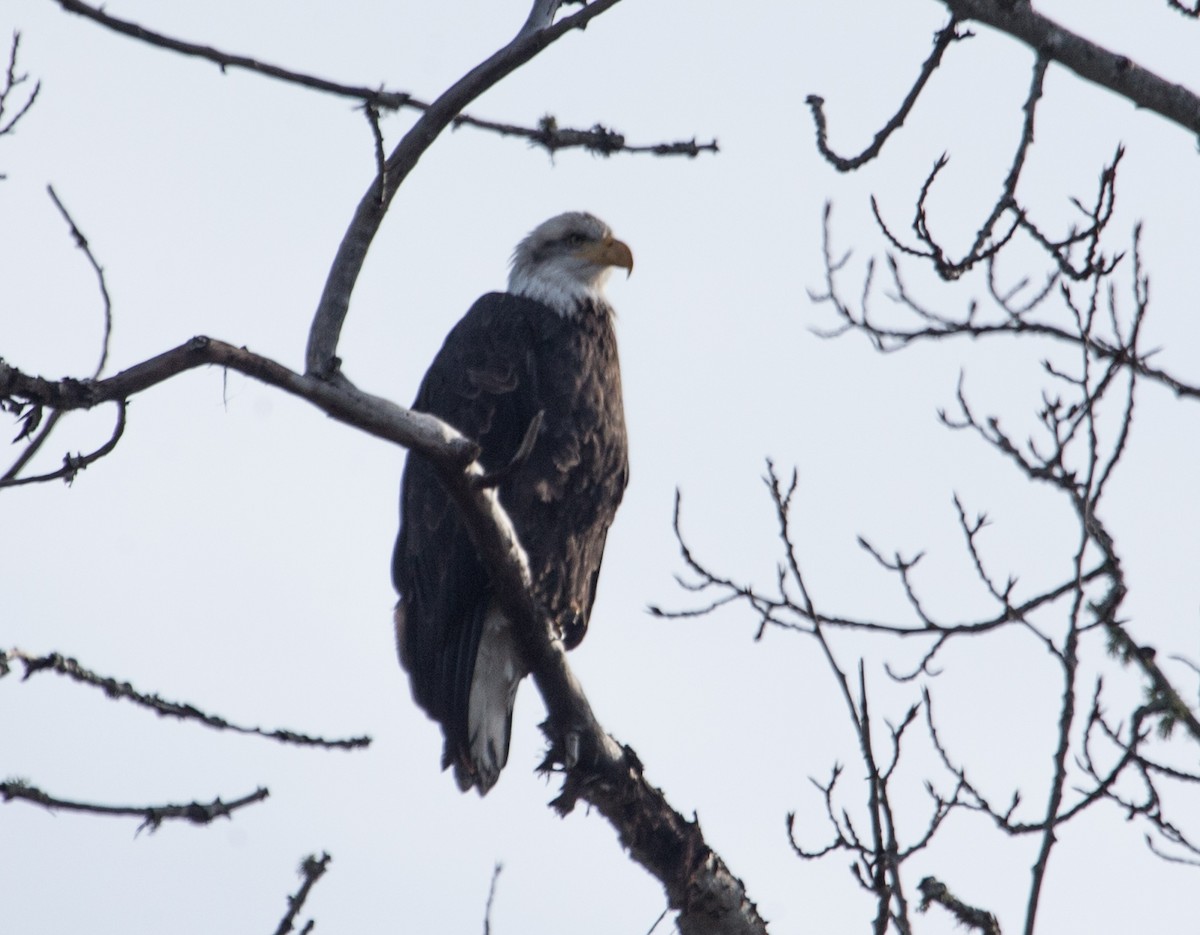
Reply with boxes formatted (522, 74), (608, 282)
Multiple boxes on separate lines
(392, 212), (632, 795)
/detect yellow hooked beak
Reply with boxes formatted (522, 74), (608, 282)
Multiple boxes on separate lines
(577, 236), (634, 277)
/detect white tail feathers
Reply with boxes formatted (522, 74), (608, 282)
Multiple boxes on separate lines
(455, 603), (527, 795)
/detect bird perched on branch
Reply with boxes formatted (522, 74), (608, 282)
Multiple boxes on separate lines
(393, 211), (632, 795)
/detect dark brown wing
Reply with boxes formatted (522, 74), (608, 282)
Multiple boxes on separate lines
(502, 297), (628, 647)
(392, 293), (543, 758)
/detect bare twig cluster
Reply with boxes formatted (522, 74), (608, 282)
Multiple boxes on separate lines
(659, 469), (990, 935)
(659, 41), (1200, 928)
(810, 163), (1199, 406)
(662, 223), (1200, 924)
(808, 4), (1200, 183)
(808, 2), (1200, 289)
(0, 32), (40, 157)
(783, 660), (966, 934)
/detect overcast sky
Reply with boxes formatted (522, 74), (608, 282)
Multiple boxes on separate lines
(4, 1), (1200, 932)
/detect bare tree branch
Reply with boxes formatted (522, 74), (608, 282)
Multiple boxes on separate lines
(43, 185), (112, 376)
(656, 484), (1108, 644)
(2, 185), (115, 484)
(866, 53), (1049, 281)
(1, 337), (479, 463)
(50, 0), (713, 169)
(483, 862), (503, 935)
(54, 0), (408, 105)
(273, 853), (331, 935)
(806, 20), (969, 172)
(812, 189), (1200, 406)
(918, 877), (1002, 935)
(0, 31), (40, 153)
(1166, 0), (1200, 17)
(0, 400), (125, 487)
(939, 0), (1200, 137)
(0, 779), (268, 833)
(664, 181), (1200, 925)
(518, 0), (568, 38)
(1, 649), (371, 750)
(303, 0), (630, 378)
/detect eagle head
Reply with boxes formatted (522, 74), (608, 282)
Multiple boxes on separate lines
(508, 211), (634, 316)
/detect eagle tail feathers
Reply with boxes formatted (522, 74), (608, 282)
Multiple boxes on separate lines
(455, 602), (526, 795)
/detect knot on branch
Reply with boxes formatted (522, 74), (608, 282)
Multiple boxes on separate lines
(534, 115), (626, 155)
(918, 876), (1001, 935)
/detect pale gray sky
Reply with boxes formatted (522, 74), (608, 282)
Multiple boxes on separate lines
(4, 1), (1199, 932)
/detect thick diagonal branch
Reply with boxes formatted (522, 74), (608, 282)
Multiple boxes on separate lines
(939, 0), (1200, 136)
(305, 0), (624, 376)
(1, 341), (766, 934)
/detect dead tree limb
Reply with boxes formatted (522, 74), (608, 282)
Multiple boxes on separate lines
(272, 853), (331, 935)
(1, 649), (370, 750)
(304, 0), (626, 377)
(0, 337), (766, 934)
(939, 0), (1200, 137)
(52, 0), (714, 162)
(0, 779), (269, 833)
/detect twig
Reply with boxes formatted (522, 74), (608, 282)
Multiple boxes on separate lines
(644, 907), (671, 935)
(0, 401), (126, 487)
(2, 186), (115, 484)
(917, 877), (1002, 935)
(807, 20), (968, 172)
(813, 196), (1200, 403)
(0, 31), (40, 145)
(483, 862), (503, 935)
(0, 779), (268, 833)
(1166, 0), (1200, 17)
(867, 53), (1047, 281)
(2, 649), (371, 750)
(273, 853), (331, 935)
(51, 0), (713, 164)
(45, 185), (113, 376)
(363, 102), (387, 209)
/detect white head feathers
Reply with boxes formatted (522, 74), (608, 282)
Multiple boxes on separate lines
(507, 212), (633, 316)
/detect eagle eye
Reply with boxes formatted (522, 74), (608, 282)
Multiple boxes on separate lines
(565, 232), (587, 247)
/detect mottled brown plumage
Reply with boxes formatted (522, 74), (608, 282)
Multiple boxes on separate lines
(392, 213), (631, 794)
